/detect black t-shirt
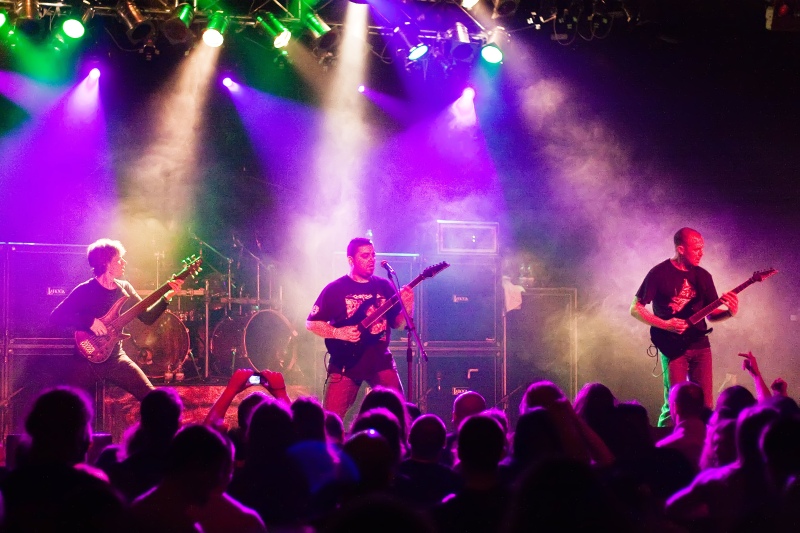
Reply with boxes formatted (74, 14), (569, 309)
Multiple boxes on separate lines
(635, 259), (719, 349)
(308, 275), (401, 375)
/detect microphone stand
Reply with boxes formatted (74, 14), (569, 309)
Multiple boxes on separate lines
(189, 232), (234, 380)
(384, 265), (428, 403)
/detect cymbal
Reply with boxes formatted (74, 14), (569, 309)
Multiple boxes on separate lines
(216, 297), (272, 306)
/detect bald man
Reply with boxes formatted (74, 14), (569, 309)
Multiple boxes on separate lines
(631, 228), (738, 427)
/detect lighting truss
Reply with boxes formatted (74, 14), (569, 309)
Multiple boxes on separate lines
(0, 0), (501, 63)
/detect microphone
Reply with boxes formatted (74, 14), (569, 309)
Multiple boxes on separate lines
(380, 260), (395, 274)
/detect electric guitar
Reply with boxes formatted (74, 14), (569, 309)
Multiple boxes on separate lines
(75, 256), (203, 363)
(325, 261), (450, 370)
(650, 268), (778, 359)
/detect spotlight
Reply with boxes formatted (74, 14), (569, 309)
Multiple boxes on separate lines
(462, 0), (480, 8)
(304, 12), (338, 52)
(448, 22), (477, 63)
(89, 67), (100, 79)
(222, 77), (233, 87)
(463, 87), (475, 99)
(162, 3), (194, 44)
(393, 21), (428, 62)
(61, 7), (94, 40)
(492, 0), (520, 18)
(14, 0), (43, 38)
(358, 85), (365, 93)
(116, 0), (155, 44)
(481, 28), (506, 64)
(0, 10), (6, 28)
(256, 13), (291, 49)
(202, 12), (229, 48)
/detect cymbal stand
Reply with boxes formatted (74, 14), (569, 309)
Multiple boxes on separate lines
(241, 245), (271, 308)
(204, 278), (210, 379)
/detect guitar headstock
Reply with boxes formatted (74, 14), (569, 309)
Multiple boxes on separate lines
(422, 261), (450, 279)
(752, 268), (778, 282)
(179, 255), (203, 279)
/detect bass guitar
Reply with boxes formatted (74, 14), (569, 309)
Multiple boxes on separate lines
(76, 256), (203, 363)
(650, 268), (777, 359)
(325, 261), (450, 370)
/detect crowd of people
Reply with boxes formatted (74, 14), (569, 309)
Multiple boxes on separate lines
(0, 352), (798, 532)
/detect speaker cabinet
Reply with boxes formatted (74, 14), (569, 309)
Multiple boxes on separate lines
(421, 350), (500, 430)
(505, 288), (577, 418)
(421, 256), (499, 347)
(4, 243), (89, 338)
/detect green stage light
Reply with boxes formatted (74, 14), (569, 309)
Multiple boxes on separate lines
(203, 12), (229, 48)
(0, 11), (7, 28)
(61, 7), (93, 40)
(304, 12), (338, 51)
(481, 43), (503, 64)
(481, 28), (506, 64)
(393, 22), (429, 62)
(62, 18), (84, 38)
(256, 13), (291, 49)
(163, 3), (194, 44)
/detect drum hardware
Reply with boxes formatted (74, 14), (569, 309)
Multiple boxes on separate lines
(210, 310), (298, 377)
(122, 310), (191, 380)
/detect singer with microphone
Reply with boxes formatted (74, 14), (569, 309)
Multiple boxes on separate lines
(306, 237), (414, 419)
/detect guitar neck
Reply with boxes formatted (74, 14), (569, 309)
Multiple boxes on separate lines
(111, 281), (174, 329)
(360, 274), (425, 331)
(688, 277), (755, 325)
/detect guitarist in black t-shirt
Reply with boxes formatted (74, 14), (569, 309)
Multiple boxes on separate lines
(306, 237), (414, 419)
(631, 228), (739, 427)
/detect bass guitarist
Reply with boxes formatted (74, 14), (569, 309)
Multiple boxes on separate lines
(306, 237), (413, 419)
(51, 239), (183, 401)
(631, 228), (738, 427)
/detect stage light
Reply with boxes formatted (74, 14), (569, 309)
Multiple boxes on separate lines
(448, 22), (477, 63)
(163, 3), (194, 44)
(0, 11), (6, 28)
(463, 87), (475, 99)
(14, 0), (43, 38)
(89, 67), (100, 79)
(304, 12), (338, 52)
(202, 12), (229, 48)
(393, 21), (429, 62)
(116, 0), (155, 44)
(60, 7), (93, 40)
(462, 0), (480, 9)
(222, 77), (233, 87)
(481, 28), (506, 64)
(358, 85), (365, 92)
(256, 13), (291, 49)
(492, 0), (520, 18)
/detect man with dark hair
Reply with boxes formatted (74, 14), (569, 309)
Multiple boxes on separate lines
(306, 237), (413, 419)
(657, 382), (707, 469)
(51, 238), (183, 401)
(631, 228), (739, 427)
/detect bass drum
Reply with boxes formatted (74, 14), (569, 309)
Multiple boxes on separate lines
(211, 310), (298, 376)
(122, 311), (190, 379)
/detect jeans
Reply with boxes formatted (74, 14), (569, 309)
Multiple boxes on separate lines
(323, 366), (404, 420)
(658, 346), (713, 427)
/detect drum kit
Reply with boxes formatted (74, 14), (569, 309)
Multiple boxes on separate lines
(126, 235), (298, 382)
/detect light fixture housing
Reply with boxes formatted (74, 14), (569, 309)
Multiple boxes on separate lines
(116, 0), (155, 44)
(202, 12), (229, 48)
(256, 13), (291, 49)
(304, 12), (338, 52)
(162, 3), (194, 44)
(481, 27), (506, 64)
(61, 7), (94, 40)
(492, 0), (520, 18)
(393, 21), (428, 62)
(14, 0), (43, 38)
(448, 22), (477, 63)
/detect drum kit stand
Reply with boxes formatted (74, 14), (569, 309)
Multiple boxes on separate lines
(129, 233), (297, 384)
